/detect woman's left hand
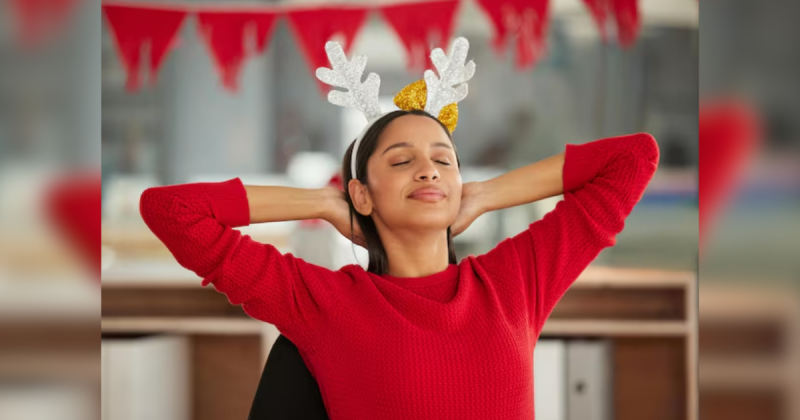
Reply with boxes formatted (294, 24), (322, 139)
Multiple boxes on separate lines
(451, 182), (486, 237)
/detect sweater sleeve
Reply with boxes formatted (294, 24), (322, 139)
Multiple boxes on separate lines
(139, 178), (339, 351)
(477, 133), (659, 335)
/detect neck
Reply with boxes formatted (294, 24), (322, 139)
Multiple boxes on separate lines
(377, 226), (450, 278)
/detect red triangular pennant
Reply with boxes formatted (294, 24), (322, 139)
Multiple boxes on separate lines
(698, 100), (760, 253)
(609, 0), (640, 48)
(378, 0), (460, 71)
(475, 0), (551, 70)
(102, 4), (187, 91)
(9, 0), (80, 48)
(46, 172), (102, 280)
(581, 0), (609, 42)
(286, 6), (369, 93)
(196, 9), (279, 91)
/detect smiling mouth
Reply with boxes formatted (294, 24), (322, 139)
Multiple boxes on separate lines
(408, 189), (446, 202)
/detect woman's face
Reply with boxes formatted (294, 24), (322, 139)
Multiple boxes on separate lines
(357, 114), (462, 232)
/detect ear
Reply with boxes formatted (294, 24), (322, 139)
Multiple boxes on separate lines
(348, 179), (373, 216)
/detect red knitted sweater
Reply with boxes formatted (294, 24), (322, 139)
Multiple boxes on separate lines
(140, 133), (659, 420)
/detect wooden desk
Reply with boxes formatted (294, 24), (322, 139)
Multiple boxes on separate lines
(699, 284), (800, 420)
(102, 261), (696, 420)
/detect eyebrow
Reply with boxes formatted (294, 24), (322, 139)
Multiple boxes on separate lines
(381, 142), (452, 155)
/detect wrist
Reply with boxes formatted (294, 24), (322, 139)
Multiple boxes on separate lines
(317, 186), (341, 222)
(468, 181), (492, 214)
(474, 180), (495, 213)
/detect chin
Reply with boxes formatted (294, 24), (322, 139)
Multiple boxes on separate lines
(403, 212), (455, 232)
(384, 201), (456, 230)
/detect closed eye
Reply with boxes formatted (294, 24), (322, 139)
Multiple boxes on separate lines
(392, 160), (450, 167)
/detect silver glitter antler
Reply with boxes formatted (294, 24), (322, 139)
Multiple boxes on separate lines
(316, 41), (384, 122)
(423, 37), (476, 117)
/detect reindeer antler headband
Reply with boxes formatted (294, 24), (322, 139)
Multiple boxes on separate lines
(316, 37), (476, 180)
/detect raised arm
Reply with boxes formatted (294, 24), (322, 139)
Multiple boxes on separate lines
(475, 133), (659, 334)
(139, 179), (345, 350)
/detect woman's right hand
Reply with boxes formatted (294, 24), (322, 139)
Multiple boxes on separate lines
(321, 187), (366, 248)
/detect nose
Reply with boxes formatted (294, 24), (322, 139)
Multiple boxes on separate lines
(415, 161), (440, 181)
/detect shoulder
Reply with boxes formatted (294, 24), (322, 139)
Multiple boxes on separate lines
(467, 236), (526, 276)
(277, 253), (362, 285)
(474, 228), (532, 264)
(336, 263), (370, 282)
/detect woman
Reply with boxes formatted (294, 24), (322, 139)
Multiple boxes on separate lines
(140, 109), (658, 419)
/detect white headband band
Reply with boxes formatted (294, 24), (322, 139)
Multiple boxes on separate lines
(350, 115), (376, 179)
(350, 116), (381, 180)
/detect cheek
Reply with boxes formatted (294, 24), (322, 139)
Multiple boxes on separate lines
(368, 175), (404, 207)
(448, 175), (462, 203)
(449, 190), (461, 216)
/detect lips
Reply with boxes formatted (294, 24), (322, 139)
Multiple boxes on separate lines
(408, 187), (446, 202)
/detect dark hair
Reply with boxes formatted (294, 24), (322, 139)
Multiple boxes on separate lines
(342, 109), (461, 275)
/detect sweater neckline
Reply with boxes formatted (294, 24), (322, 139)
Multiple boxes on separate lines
(380, 264), (459, 288)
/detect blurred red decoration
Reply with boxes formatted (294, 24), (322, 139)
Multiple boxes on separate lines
(609, 0), (640, 48)
(9, 0), (80, 47)
(581, 0), (641, 47)
(328, 173), (344, 191)
(379, 0), (460, 71)
(102, 4), (187, 91)
(475, 0), (551, 69)
(196, 9), (279, 91)
(286, 6), (369, 93)
(46, 173), (102, 281)
(698, 99), (761, 252)
(581, 0), (609, 41)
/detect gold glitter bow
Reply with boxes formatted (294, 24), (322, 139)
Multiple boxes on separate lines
(394, 80), (459, 132)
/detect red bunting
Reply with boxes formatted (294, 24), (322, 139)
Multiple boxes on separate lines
(581, 0), (609, 42)
(698, 100), (761, 253)
(378, 0), (460, 71)
(581, 0), (643, 47)
(9, 0), (80, 47)
(102, 4), (187, 91)
(609, 0), (640, 48)
(286, 7), (369, 93)
(475, 0), (551, 70)
(46, 172), (102, 280)
(96, 0), (646, 94)
(196, 9), (278, 91)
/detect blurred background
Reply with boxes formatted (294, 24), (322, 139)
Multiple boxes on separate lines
(11, 0), (785, 420)
(95, 1), (700, 420)
(0, 0), (100, 419)
(699, 2), (800, 420)
(700, 0), (800, 282)
(100, 0), (699, 270)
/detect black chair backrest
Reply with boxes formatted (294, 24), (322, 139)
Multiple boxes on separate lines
(248, 334), (330, 419)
